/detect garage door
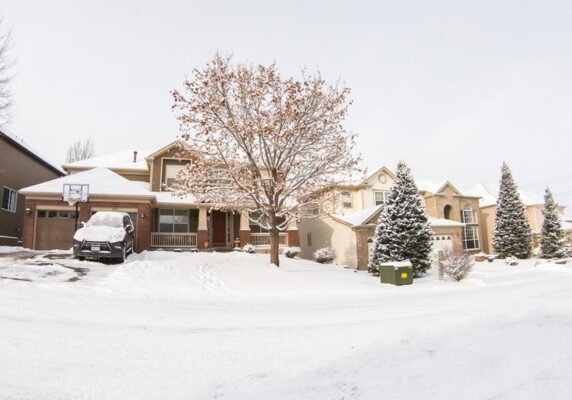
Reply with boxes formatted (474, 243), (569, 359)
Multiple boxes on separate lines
(35, 210), (76, 250)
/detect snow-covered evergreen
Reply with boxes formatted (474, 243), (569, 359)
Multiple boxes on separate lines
(492, 162), (532, 258)
(369, 161), (433, 277)
(540, 187), (566, 259)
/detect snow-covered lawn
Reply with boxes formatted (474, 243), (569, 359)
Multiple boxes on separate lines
(1, 248), (572, 399)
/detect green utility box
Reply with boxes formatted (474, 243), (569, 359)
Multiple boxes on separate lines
(379, 261), (414, 286)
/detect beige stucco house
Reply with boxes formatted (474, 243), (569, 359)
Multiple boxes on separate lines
(298, 166), (482, 270)
(466, 183), (569, 254)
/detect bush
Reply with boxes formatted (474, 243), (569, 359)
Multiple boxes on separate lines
(283, 247), (301, 258)
(505, 256), (518, 266)
(242, 244), (256, 254)
(438, 251), (474, 282)
(314, 247), (335, 263)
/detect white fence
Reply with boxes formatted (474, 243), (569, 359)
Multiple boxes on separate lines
(250, 233), (288, 246)
(151, 232), (198, 248)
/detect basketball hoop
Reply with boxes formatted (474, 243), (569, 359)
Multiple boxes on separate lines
(62, 184), (89, 205)
(66, 192), (81, 207)
(62, 184), (89, 231)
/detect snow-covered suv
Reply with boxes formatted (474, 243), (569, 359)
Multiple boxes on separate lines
(73, 211), (135, 262)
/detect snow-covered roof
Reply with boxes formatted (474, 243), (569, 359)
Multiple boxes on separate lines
(154, 191), (197, 206)
(562, 220), (572, 232)
(19, 167), (154, 198)
(331, 205), (383, 226)
(0, 127), (64, 175)
(416, 179), (448, 194)
(428, 217), (465, 228)
(62, 149), (154, 172)
(465, 183), (544, 207)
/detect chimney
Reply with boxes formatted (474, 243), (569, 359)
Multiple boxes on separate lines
(133, 151), (138, 163)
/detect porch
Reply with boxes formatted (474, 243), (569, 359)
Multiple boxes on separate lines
(149, 207), (297, 251)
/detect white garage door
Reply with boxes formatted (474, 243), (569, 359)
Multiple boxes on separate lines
(432, 234), (453, 257)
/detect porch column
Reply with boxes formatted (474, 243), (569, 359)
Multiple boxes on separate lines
(239, 212), (251, 246)
(287, 218), (300, 247)
(197, 207), (209, 249)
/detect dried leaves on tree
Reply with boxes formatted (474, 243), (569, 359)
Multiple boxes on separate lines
(171, 55), (361, 266)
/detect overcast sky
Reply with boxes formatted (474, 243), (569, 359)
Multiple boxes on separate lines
(2, 0), (571, 213)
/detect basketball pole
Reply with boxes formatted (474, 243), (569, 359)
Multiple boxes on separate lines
(74, 202), (79, 231)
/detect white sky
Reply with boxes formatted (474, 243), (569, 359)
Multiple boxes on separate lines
(2, 0), (571, 213)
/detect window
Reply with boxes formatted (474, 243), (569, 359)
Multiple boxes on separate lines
(159, 209), (189, 233)
(162, 163), (185, 190)
(460, 205), (479, 250)
(444, 205), (452, 220)
(374, 190), (390, 206)
(307, 233), (312, 246)
(37, 210), (74, 218)
(341, 191), (352, 207)
(2, 187), (17, 213)
(248, 211), (285, 233)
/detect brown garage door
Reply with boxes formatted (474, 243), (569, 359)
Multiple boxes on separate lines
(35, 210), (76, 250)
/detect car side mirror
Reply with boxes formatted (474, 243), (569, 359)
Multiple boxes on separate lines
(126, 225), (134, 233)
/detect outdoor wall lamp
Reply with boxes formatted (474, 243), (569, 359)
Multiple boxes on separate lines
(140, 212), (145, 218)
(25, 208), (31, 215)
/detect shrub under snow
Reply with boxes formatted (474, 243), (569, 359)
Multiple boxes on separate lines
(314, 248), (335, 263)
(438, 251), (474, 282)
(505, 256), (519, 266)
(283, 247), (301, 258)
(243, 244), (256, 254)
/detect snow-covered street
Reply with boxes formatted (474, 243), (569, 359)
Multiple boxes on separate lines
(1, 248), (571, 399)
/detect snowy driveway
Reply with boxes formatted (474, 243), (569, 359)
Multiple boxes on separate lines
(1, 249), (572, 399)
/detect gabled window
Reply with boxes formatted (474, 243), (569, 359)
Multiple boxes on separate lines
(374, 190), (390, 206)
(1, 187), (17, 213)
(163, 164), (185, 190)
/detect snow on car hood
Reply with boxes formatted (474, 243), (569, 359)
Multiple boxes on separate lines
(74, 226), (126, 242)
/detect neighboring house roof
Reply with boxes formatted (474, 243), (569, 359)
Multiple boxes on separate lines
(331, 205), (383, 226)
(466, 183), (545, 207)
(19, 167), (154, 199)
(0, 127), (65, 176)
(416, 179), (464, 195)
(562, 220), (572, 232)
(61, 149), (154, 172)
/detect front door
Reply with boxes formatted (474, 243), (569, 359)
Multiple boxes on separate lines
(211, 210), (227, 247)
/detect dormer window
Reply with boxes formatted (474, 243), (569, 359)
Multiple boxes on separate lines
(162, 162), (186, 191)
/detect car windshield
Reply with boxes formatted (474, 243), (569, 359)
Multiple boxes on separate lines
(87, 212), (124, 228)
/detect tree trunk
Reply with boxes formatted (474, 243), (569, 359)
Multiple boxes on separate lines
(270, 224), (280, 267)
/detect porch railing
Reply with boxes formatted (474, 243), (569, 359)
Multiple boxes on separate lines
(151, 232), (198, 248)
(250, 233), (288, 247)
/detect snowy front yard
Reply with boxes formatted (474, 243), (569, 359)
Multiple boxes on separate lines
(1, 248), (572, 399)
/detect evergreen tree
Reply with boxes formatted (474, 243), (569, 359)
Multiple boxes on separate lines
(492, 162), (532, 258)
(369, 161), (433, 277)
(540, 187), (565, 258)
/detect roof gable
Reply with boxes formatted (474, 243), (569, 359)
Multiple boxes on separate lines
(20, 167), (153, 198)
(62, 149), (153, 173)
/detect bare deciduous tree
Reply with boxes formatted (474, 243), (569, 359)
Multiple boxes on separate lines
(172, 55), (361, 266)
(0, 20), (13, 126)
(65, 137), (95, 163)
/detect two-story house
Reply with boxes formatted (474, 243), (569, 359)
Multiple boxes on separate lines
(19, 141), (299, 252)
(0, 128), (64, 246)
(466, 183), (569, 254)
(298, 166), (482, 270)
